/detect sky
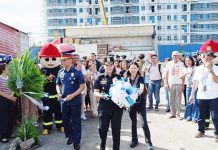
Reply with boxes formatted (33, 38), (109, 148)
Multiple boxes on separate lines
(0, 0), (46, 45)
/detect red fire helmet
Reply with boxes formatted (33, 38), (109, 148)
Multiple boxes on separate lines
(200, 40), (218, 53)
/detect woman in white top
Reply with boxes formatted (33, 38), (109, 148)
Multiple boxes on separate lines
(86, 61), (100, 117)
(180, 56), (199, 122)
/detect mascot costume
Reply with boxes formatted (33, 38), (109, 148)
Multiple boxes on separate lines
(39, 43), (64, 135)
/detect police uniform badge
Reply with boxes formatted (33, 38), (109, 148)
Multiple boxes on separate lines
(71, 73), (74, 77)
(100, 78), (107, 85)
(206, 46), (212, 52)
(60, 72), (65, 79)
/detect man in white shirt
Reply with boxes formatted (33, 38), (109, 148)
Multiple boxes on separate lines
(165, 51), (184, 119)
(189, 40), (218, 141)
(144, 54), (162, 111)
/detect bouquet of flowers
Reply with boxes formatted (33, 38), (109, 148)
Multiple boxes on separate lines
(109, 78), (139, 108)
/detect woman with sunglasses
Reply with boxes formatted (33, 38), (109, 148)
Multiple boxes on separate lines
(126, 62), (153, 150)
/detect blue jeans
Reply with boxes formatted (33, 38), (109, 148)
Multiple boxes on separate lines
(197, 98), (218, 135)
(148, 79), (161, 107)
(165, 87), (170, 109)
(184, 87), (199, 121)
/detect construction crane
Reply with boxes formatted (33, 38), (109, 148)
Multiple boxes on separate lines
(99, 0), (108, 25)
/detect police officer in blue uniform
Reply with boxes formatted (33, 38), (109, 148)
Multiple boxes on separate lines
(56, 53), (85, 150)
(94, 56), (123, 150)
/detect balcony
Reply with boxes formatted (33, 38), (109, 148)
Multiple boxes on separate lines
(47, 2), (77, 7)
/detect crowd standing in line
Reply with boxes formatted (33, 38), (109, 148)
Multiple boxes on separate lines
(0, 40), (218, 150)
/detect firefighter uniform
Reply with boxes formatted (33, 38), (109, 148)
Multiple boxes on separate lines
(56, 66), (85, 146)
(41, 66), (63, 132)
(94, 56), (123, 150)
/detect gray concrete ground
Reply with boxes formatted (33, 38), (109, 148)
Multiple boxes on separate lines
(1, 90), (218, 150)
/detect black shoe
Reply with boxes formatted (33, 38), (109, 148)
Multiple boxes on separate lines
(130, 141), (138, 148)
(74, 144), (80, 150)
(146, 106), (153, 110)
(166, 108), (170, 112)
(66, 137), (73, 145)
(145, 142), (153, 150)
(154, 106), (158, 111)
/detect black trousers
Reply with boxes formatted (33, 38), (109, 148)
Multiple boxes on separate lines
(0, 96), (14, 138)
(98, 106), (123, 150)
(129, 99), (152, 145)
(42, 97), (63, 129)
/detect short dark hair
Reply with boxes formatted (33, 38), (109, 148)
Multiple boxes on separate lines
(0, 63), (6, 74)
(90, 53), (96, 56)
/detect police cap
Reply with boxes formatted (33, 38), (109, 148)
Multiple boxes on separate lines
(104, 56), (114, 65)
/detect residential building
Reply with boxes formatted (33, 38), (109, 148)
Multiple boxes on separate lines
(45, 0), (218, 60)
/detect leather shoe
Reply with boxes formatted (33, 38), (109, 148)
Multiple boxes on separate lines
(66, 137), (73, 145)
(74, 143), (80, 150)
(130, 141), (138, 148)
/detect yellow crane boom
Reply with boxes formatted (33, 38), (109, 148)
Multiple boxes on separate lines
(99, 0), (108, 25)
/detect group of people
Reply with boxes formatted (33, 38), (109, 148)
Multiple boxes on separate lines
(1, 39), (218, 150)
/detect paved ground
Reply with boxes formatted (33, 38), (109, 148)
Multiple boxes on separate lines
(1, 90), (218, 150)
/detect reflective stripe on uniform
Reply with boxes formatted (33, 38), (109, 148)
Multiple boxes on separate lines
(205, 119), (210, 122)
(48, 95), (58, 99)
(43, 122), (53, 126)
(55, 120), (63, 124)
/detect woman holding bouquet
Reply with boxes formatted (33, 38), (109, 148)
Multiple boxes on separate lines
(126, 62), (153, 150)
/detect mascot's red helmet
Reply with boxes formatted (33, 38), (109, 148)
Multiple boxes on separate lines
(200, 40), (218, 53)
(39, 43), (61, 57)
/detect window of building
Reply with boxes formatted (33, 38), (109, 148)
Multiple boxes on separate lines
(167, 15), (171, 20)
(157, 26), (161, 30)
(95, 8), (99, 14)
(182, 15), (187, 22)
(58, 0), (62, 3)
(141, 6), (145, 11)
(157, 5), (161, 10)
(105, 7), (108, 12)
(73, 8), (77, 14)
(174, 36), (178, 40)
(167, 5), (171, 9)
(150, 6), (155, 12)
(174, 4), (177, 9)
(174, 25), (177, 29)
(141, 16), (145, 21)
(182, 4), (187, 11)
(191, 14), (197, 21)
(79, 8), (83, 13)
(167, 36), (171, 40)
(87, 8), (92, 15)
(151, 0), (155, 2)
(149, 16), (155, 23)
(79, 0), (82, 2)
(80, 18), (83, 23)
(174, 15), (177, 20)
(157, 16), (161, 20)
(158, 36), (161, 41)
(167, 25), (171, 29)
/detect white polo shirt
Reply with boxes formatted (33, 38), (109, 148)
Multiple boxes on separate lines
(193, 65), (218, 100)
